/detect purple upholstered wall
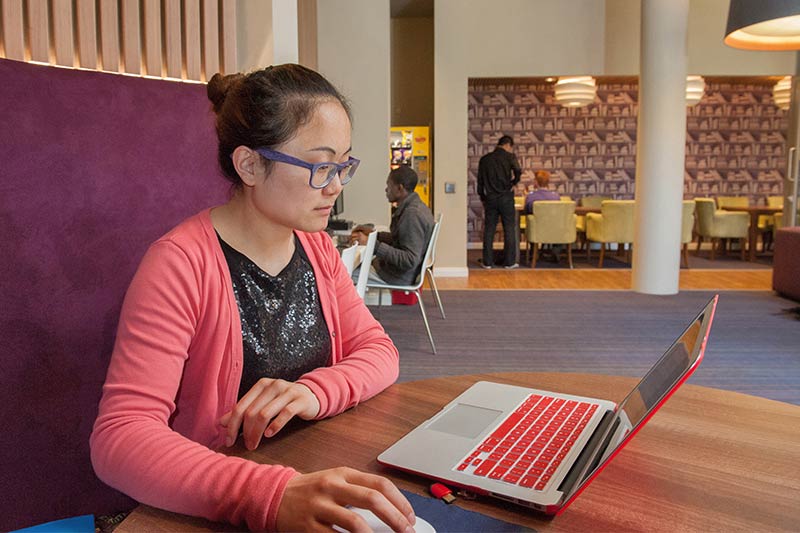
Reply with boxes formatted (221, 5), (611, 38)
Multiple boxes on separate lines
(0, 59), (229, 530)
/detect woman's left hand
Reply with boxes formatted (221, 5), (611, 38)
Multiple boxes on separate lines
(219, 378), (320, 450)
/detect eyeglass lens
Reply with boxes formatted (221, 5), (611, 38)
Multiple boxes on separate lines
(311, 161), (358, 188)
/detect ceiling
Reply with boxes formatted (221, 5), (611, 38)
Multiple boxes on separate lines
(391, 0), (434, 18)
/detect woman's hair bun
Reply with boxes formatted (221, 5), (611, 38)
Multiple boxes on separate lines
(207, 72), (244, 113)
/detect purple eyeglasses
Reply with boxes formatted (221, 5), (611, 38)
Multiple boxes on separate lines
(255, 148), (360, 189)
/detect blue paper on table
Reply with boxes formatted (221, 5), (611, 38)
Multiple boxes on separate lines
(402, 490), (534, 532)
(12, 514), (94, 533)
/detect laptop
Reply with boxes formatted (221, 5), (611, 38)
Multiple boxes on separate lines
(378, 296), (718, 515)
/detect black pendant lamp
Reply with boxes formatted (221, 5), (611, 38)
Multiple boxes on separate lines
(725, 0), (800, 50)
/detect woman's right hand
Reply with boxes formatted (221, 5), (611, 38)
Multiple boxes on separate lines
(275, 467), (416, 532)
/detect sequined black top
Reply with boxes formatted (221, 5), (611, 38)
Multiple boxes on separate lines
(217, 233), (331, 400)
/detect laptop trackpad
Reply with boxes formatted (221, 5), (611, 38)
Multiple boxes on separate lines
(427, 403), (503, 439)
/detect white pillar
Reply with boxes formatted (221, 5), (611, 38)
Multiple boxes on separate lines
(272, 0), (299, 64)
(632, 0), (689, 295)
(317, 0), (391, 228)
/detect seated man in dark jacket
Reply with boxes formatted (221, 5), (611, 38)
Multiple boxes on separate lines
(351, 166), (435, 286)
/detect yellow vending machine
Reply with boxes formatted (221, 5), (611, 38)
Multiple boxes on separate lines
(390, 126), (431, 207)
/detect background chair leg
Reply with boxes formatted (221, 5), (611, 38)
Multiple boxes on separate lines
(415, 291), (436, 354)
(598, 243), (605, 268)
(710, 239), (716, 261)
(696, 235), (703, 253)
(682, 243), (689, 268)
(426, 269), (446, 319)
(375, 289), (383, 320)
(740, 238), (746, 261)
(567, 245), (573, 269)
(532, 244), (538, 269)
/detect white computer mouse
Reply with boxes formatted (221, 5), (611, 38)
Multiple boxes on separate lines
(333, 507), (436, 533)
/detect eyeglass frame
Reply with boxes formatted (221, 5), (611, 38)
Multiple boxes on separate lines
(253, 147), (360, 189)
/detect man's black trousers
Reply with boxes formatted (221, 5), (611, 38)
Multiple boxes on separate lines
(482, 193), (517, 267)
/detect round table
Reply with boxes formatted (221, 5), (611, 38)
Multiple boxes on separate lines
(117, 372), (800, 532)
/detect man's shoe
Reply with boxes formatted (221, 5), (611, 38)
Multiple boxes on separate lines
(504, 263), (519, 269)
(481, 264), (493, 269)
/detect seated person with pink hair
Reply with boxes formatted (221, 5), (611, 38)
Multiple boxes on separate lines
(524, 170), (560, 214)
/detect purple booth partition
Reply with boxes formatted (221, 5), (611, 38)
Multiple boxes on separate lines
(0, 59), (229, 530)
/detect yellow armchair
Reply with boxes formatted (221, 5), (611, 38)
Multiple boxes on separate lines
(681, 200), (696, 268)
(695, 198), (749, 260)
(526, 201), (577, 268)
(716, 196), (749, 209)
(585, 200), (635, 267)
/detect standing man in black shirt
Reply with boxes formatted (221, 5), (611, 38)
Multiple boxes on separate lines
(477, 135), (522, 268)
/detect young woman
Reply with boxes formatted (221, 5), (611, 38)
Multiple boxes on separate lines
(90, 65), (415, 532)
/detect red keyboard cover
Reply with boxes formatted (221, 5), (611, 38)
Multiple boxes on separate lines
(454, 394), (598, 491)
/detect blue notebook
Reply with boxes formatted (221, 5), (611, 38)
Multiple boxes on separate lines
(402, 490), (533, 532)
(12, 515), (94, 533)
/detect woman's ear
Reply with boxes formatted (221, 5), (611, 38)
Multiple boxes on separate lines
(231, 146), (262, 187)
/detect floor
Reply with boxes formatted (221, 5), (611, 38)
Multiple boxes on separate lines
(433, 268), (773, 291)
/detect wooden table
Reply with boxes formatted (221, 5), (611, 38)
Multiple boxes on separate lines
(720, 205), (783, 261)
(117, 372), (800, 532)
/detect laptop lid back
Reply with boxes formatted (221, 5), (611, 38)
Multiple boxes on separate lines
(558, 295), (718, 513)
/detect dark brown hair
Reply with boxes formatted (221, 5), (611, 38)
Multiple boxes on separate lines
(207, 64), (351, 186)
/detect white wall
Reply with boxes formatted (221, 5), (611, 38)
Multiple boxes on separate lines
(688, 0), (796, 75)
(435, 0), (606, 275)
(237, 0), (273, 71)
(317, 0), (392, 228)
(605, 0), (796, 75)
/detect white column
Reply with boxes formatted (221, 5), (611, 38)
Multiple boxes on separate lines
(632, 0), (689, 295)
(317, 0), (391, 228)
(272, 0), (299, 64)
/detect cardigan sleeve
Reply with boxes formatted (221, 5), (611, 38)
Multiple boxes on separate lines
(90, 240), (297, 531)
(296, 234), (399, 419)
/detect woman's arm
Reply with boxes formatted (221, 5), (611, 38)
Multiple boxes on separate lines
(90, 240), (297, 531)
(296, 235), (400, 419)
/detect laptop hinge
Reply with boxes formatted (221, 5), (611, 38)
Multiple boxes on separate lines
(557, 409), (617, 496)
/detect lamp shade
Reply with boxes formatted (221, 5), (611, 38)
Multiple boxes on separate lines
(686, 76), (705, 106)
(554, 76), (597, 107)
(725, 0), (800, 50)
(773, 76), (792, 109)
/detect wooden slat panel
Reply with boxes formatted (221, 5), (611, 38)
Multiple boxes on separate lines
(76, 0), (98, 69)
(143, 0), (162, 76)
(3, 0), (25, 61)
(297, 0), (318, 70)
(183, 0), (202, 81)
(99, 0), (120, 72)
(121, 0), (141, 74)
(52, 0), (75, 66)
(202, 0), (219, 80)
(164, 0), (182, 78)
(220, 0), (237, 75)
(2, 0), (26, 60)
(27, 0), (50, 63)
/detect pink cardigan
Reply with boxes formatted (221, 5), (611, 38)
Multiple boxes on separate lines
(90, 210), (399, 531)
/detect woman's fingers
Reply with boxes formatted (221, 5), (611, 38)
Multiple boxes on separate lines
(220, 379), (319, 449)
(277, 468), (415, 533)
(219, 378), (281, 447)
(338, 470), (416, 529)
(241, 382), (293, 449)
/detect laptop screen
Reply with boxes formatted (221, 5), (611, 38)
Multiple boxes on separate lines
(565, 296), (717, 500)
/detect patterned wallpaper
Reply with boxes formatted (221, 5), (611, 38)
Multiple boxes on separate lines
(467, 78), (787, 243)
